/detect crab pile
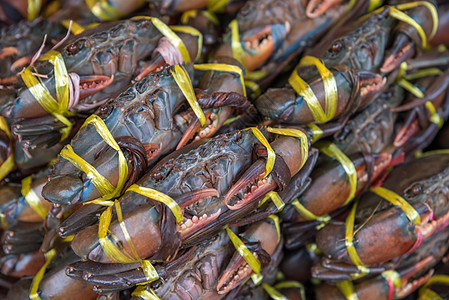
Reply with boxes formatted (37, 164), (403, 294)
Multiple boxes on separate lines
(1, 0), (449, 299)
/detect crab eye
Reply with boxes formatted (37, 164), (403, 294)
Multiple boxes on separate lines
(66, 40), (84, 55)
(405, 183), (423, 198)
(329, 41), (342, 54)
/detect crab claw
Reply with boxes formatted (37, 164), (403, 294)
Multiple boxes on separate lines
(217, 220), (279, 294)
(135, 52), (166, 82)
(79, 75), (114, 100)
(42, 174), (84, 205)
(225, 136), (307, 210)
(381, 34), (415, 74)
(306, 0), (344, 19)
(396, 256), (435, 298)
(358, 71), (386, 100)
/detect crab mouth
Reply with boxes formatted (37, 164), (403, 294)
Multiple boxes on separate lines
(225, 160), (278, 210)
(217, 253), (256, 294)
(359, 72), (386, 98)
(306, 0), (343, 18)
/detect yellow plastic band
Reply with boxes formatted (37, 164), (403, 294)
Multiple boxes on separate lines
(306, 243), (322, 255)
(246, 70), (268, 81)
(207, 0), (228, 13)
(223, 115), (240, 126)
(96, 200), (159, 284)
(251, 273), (263, 285)
(194, 63), (247, 97)
(288, 59), (336, 124)
(245, 80), (261, 98)
(404, 68), (443, 81)
(345, 200), (370, 274)
(382, 270), (402, 289)
(292, 198), (331, 227)
(398, 79), (424, 98)
(226, 227), (261, 274)
(28, 0), (42, 20)
(61, 114), (128, 205)
(419, 275), (449, 300)
(370, 186), (421, 225)
(259, 191), (285, 212)
(0, 213), (7, 229)
(229, 19), (247, 69)
(132, 286), (160, 300)
(262, 283), (288, 300)
(29, 249), (57, 300)
(132, 17), (191, 63)
(21, 176), (48, 220)
(171, 64), (206, 126)
(368, 0), (383, 12)
(202, 11), (220, 25)
(21, 50), (73, 140)
(0, 155), (14, 182)
(266, 127), (309, 169)
(388, 6), (430, 49)
(170, 26), (203, 62)
(301, 56), (337, 121)
(274, 281), (306, 300)
(269, 215), (281, 243)
(395, 2), (438, 39)
(307, 123), (323, 143)
(181, 10), (198, 24)
(60, 20), (86, 35)
(247, 127), (275, 178)
(126, 184), (183, 224)
(336, 280), (359, 300)
(318, 142), (357, 206)
(85, 0), (123, 21)
(419, 149), (449, 157)
(425, 101), (443, 128)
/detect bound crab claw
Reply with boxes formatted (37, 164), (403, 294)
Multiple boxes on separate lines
(217, 218), (281, 294)
(314, 154), (449, 278)
(70, 188), (219, 263)
(255, 65), (386, 125)
(381, 2), (438, 74)
(314, 230), (449, 299)
(224, 134), (310, 211)
(306, 0), (344, 18)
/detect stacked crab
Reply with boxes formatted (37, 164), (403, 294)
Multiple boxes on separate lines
(0, 0), (449, 299)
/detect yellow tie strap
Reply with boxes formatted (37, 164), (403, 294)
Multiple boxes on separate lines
(266, 127), (309, 170)
(292, 198), (331, 230)
(246, 127), (275, 178)
(193, 63), (247, 97)
(425, 101), (443, 128)
(318, 142), (357, 206)
(132, 17), (191, 63)
(369, 186), (421, 225)
(259, 191), (285, 212)
(345, 200), (370, 275)
(307, 123), (323, 143)
(417, 149), (449, 157)
(245, 80), (261, 98)
(27, 0), (41, 20)
(132, 286), (160, 300)
(228, 19), (247, 69)
(126, 184), (183, 224)
(418, 275), (449, 300)
(369, 2), (438, 49)
(86, 0), (146, 21)
(60, 114), (128, 206)
(21, 176), (49, 220)
(273, 281), (306, 300)
(21, 50), (73, 141)
(226, 227), (261, 274)
(0, 116), (14, 181)
(29, 249), (57, 300)
(262, 283), (288, 300)
(269, 215), (281, 243)
(170, 64), (206, 126)
(98, 200), (159, 284)
(336, 280), (359, 300)
(382, 270), (402, 298)
(207, 0), (229, 13)
(169, 26), (203, 62)
(288, 56), (337, 124)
